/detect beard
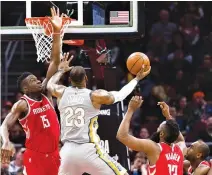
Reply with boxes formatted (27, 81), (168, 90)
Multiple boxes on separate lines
(150, 132), (160, 143)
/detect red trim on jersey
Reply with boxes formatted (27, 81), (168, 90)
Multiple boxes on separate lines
(188, 160), (210, 175)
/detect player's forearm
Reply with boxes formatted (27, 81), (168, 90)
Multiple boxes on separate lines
(50, 33), (61, 64)
(0, 123), (10, 143)
(117, 109), (134, 141)
(46, 33), (61, 80)
(47, 70), (64, 92)
(110, 78), (138, 103)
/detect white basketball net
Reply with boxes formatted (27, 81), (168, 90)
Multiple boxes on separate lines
(25, 18), (71, 63)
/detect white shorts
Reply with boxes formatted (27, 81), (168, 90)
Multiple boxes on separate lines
(58, 142), (127, 175)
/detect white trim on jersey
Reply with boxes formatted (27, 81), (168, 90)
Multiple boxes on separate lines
(23, 94), (42, 102)
(18, 98), (31, 122)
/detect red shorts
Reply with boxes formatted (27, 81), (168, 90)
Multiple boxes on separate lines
(23, 149), (60, 175)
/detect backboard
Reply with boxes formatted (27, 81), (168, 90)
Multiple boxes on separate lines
(1, 1), (145, 40)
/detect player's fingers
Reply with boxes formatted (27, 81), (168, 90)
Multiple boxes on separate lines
(139, 100), (144, 106)
(144, 66), (151, 75)
(68, 55), (74, 63)
(131, 96), (136, 101)
(67, 66), (73, 72)
(63, 52), (68, 60)
(57, 7), (60, 16)
(64, 52), (69, 61)
(63, 14), (69, 18)
(52, 6), (56, 16)
(1, 150), (10, 164)
(134, 96), (139, 101)
(50, 8), (54, 17)
(157, 101), (165, 105)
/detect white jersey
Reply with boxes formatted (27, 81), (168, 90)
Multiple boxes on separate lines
(58, 87), (100, 144)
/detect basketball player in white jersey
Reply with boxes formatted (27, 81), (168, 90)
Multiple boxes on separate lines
(47, 53), (151, 175)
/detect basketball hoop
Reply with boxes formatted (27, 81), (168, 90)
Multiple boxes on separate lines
(63, 40), (84, 46)
(25, 17), (72, 63)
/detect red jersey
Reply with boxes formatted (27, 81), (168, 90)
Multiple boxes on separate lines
(187, 161), (210, 175)
(148, 142), (184, 175)
(19, 94), (60, 153)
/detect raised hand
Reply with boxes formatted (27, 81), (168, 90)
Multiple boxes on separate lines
(58, 52), (73, 73)
(128, 96), (143, 112)
(157, 102), (172, 119)
(1, 141), (15, 164)
(49, 7), (64, 32)
(135, 65), (151, 81)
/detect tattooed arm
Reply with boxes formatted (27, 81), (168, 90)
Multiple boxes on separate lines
(47, 53), (73, 99)
(90, 66), (151, 109)
(46, 70), (67, 99)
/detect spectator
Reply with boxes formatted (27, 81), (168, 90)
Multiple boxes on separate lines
(8, 148), (25, 175)
(9, 122), (25, 145)
(199, 116), (212, 155)
(150, 9), (177, 44)
(139, 127), (150, 139)
(179, 13), (200, 46)
(187, 91), (207, 129)
(130, 152), (147, 175)
(1, 101), (12, 121)
(199, 116), (212, 142)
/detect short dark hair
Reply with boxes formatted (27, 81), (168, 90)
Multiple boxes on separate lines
(164, 119), (180, 144)
(69, 66), (86, 84)
(198, 140), (210, 160)
(17, 72), (32, 91)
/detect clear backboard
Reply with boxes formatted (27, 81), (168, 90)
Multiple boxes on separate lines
(1, 1), (145, 40)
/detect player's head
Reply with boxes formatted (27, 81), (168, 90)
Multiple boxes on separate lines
(69, 66), (87, 88)
(185, 140), (210, 162)
(17, 72), (42, 94)
(150, 120), (180, 144)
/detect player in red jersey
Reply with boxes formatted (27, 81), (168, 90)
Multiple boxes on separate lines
(1, 7), (64, 175)
(117, 97), (187, 175)
(208, 159), (212, 175)
(184, 140), (210, 175)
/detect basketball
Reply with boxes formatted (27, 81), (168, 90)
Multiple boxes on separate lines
(126, 52), (150, 75)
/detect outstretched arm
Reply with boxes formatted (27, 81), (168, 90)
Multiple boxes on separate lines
(42, 7), (64, 88)
(47, 53), (73, 99)
(1, 100), (28, 163)
(158, 102), (187, 155)
(91, 66), (151, 107)
(117, 96), (159, 156)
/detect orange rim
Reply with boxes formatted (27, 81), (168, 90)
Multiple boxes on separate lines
(25, 17), (72, 26)
(63, 40), (84, 46)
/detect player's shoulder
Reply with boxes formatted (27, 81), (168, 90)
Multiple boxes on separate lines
(91, 89), (108, 96)
(12, 99), (28, 112)
(199, 160), (210, 167)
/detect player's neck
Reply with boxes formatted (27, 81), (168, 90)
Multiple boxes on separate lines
(190, 159), (202, 170)
(71, 83), (86, 89)
(27, 93), (42, 101)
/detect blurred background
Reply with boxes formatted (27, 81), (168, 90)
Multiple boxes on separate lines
(1, 1), (212, 175)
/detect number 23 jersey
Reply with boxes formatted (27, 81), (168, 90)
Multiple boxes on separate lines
(19, 94), (60, 153)
(58, 87), (100, 144)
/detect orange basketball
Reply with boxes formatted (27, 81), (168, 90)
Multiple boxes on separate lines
(126, 52), (150, 75)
